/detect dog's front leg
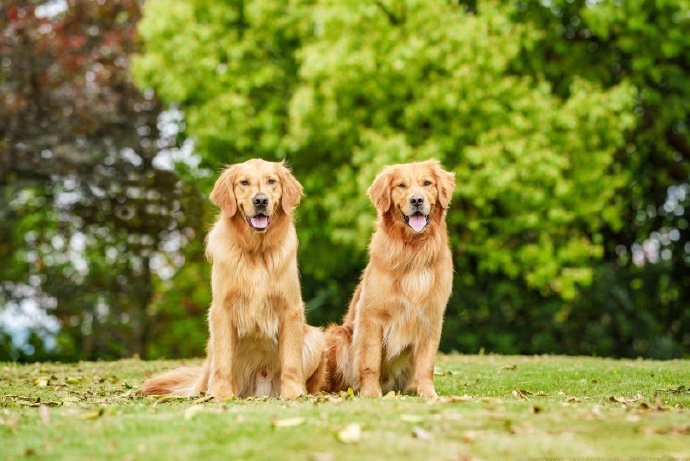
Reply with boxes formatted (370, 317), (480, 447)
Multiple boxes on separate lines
(355, 314), (384, 397)
(279, 309), (306, 399)
(207, 304), (236, 400)
(410, 323), (442, 399)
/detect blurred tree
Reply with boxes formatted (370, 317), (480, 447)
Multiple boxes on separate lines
(508, 0), (689, 357)
(287, 0), (634, 300)
(133, 0), (688, 359)
(0, 0), (208, 361)
(132, 0), (360, 327)
(2, 0), (687, 361)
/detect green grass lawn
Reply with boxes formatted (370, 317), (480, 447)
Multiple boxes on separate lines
(1, 354), (689, 460)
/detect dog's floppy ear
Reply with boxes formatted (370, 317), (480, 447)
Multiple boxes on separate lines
(210, 165), (238, 216)
(432, 160), (456, 209)
(279, 161), (303, 213)
(368, 168), (392, 213)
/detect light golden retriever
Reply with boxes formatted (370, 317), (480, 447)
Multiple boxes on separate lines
(143, 159), (325, 399)
(324, 160), (455, 398)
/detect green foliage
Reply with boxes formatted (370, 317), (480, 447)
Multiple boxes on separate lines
(134, 0), (311, 161)
(507, 0), (690, 357)
(2, 0), (688, 360)
(287, 1), (635, 299)
(132, 0), (690, 358)
(135, 1), (637, 299)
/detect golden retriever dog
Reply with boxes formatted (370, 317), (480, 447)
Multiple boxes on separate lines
(143, 159), (326, 399)
(324, 160), (455, 398)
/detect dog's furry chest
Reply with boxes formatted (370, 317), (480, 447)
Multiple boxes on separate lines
(234, 295), (280, 341)
(379, 299), (423, 393)
(381, 267), (436, 360)
(399, 267), (435, 303)
(383, 295), (429, 360)
(225, 265), (281, 342)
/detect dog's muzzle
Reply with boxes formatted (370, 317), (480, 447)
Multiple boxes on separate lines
(248, 194), (271, 231)
(403, 208), (430, 233)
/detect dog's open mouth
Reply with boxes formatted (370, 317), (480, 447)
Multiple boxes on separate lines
(247, 213), (270, 231)
(403, 212), (430, 233)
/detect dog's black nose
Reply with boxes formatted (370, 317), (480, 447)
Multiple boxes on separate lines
(253, 194), (269, 208)
(410, 195), (424, 207)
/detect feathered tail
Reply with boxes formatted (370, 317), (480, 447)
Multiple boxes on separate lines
(142, 365), (206, 396)
(324, 323), (354, 392)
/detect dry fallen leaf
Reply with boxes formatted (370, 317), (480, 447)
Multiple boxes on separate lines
(337, 423), (361, 444)
(512, 390), (530, 401)
(0, 414), (21, 432)
(184, 405), (205, 421)
(79, 408), (104, 420)
(637, 425), (690, 435)
(591, 404), (603, 419)
(61, 396), (80, 407)
(609, 394), (643, 406)
(152, 395), (189, 403)
(655, 385), (688, 394)
(310, 453), (334, 461)
(651, 396), (670, 412)
(437, 394), (475, 403)
(461, 430), (484, 443)
(34, 377), (50, 387)
(383, 391), (397, 400)
(674, 425), (690, 435)
(400, 414), (425, 423)
(339, 388), (355, 400)
(39, 404), (50, 425)
(411, 426), (433, 441)
(192, 395), (213, 404)
(272, 417), (305, 428)
(509, 423), (538, 435)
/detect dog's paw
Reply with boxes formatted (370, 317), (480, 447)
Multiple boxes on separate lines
(280, 381), (306, 400)
(417, 385), (438, 400)
(208, 382), (235, 401)
(359, 382), (383, 398)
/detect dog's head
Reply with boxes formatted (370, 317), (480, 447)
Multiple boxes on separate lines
(368, 160), (455, 234)
(210, 159), (303, 233)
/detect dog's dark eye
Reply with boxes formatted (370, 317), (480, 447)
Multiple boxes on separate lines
(267, 178), (277, 185)
(398, 183), (407, 189)
(240, 180), (250, 186)
(423, 180), (432, 187)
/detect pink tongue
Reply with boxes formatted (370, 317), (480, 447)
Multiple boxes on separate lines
(408, 214), (426, 232)
(250, 215), (268, 229)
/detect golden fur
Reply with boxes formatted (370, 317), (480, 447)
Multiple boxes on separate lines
(143, 159), (326, 399)
(324, 160), (456, 398)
